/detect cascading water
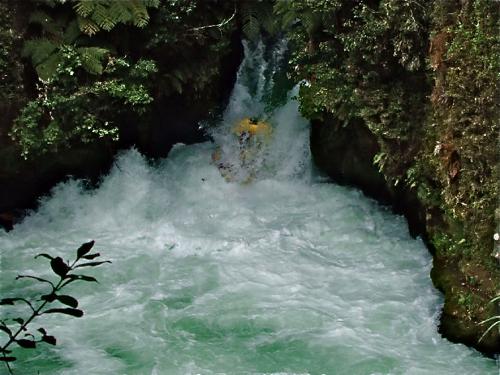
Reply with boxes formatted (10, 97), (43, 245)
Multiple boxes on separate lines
(0, 41), (496, 375)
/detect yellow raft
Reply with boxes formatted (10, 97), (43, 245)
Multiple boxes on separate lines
(232, 118), (272, 139)
(213, 118), (272, 183)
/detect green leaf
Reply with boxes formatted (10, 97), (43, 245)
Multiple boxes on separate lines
(479, 320), (500, 342)
(55, 295), (78, 308)
(43, 308), (84, 318)
(16, 339), (36, 349)
(77, 240), (95, 259)
(488, 296), (500, 304)
(74, 260), (111, 269)
(50, 257), (71, 278)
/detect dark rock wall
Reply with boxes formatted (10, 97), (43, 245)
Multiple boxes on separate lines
(294, 0), (498, 356)
(310, 116), (427, 240)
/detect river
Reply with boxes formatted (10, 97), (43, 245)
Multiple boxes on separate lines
(0, 41), (496, 375)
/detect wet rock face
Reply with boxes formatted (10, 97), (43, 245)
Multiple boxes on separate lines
(310, 115), (391, 204)
(310, 115), (428, 239)
(0, 144), (115, 224)
(309, 115), (499, 357)
(0, 212), (14, 231)
(137, 32), (244, 159)
(432, 258), (500, 357)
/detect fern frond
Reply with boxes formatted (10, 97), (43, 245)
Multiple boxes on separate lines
(22, 38), (59, 66)
(92, 3), (116, 31)
(36, 53), (63, 81)
(274, 1), (297, 30)
(77, 47), (109, 75)
(241, 2), (260, 41)
(78, 16), (100, 36)
(75, 0), (155, 34)
(301, 10), (322, 36)
(129, 2), (150, 28)
(74, 1), (95, 18)
(63, 19), (82, 44)
(258, 4), (277, 36)
(142, 0), (159, 7)
(109, 1), (132, 24)
(240, 0), (280, 40)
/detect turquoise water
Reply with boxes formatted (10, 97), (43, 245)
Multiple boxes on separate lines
(0, 41), (496, 374)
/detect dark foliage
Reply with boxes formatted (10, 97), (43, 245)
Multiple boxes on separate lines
(0, 241), (110, 374)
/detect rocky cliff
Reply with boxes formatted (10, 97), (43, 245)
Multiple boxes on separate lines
(287, 0), (499, 355)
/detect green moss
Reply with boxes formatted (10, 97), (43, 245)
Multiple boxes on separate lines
(281, 0), (499, 354)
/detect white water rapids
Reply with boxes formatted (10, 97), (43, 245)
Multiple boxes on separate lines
(0, 41), (496, 374)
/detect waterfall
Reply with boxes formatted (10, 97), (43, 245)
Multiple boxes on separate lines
(0, 41), (495, 375)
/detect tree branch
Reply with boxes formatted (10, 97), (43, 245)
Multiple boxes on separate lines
(187, 7), (236, 33)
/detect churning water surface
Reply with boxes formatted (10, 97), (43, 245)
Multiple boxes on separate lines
(0, 42), (496, 375)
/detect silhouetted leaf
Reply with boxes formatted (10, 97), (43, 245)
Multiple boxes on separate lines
(0, 356), (16, 362)
(74, 261), (111, 268)
(77, 275), (98, 283)
(16, 339), (36, 349)
(13, 318), (24, 325)
(0, 325), (12, 336)
(16, 275), (55, 287)
(77, 240), (95, 259)
(82, 253), (100, 260)
(60, 274), (98, 288)
(41, 293), (56, 302)
(43, 308), (84, 317)
(37, 328), (47, 335)
(42, 335), (56, 346)
(55, 295), (78, 308)
(35, 253), (54, 260)
(0, 298), (35, 312)
(50, 257), (70, 277)
(62, 274), (79, 283)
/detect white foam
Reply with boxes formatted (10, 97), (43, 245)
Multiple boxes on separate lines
(0, 40), (495, 374)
